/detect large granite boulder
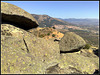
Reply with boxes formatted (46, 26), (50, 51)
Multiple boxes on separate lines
(1, 24), (99, 74)
(1, 2), (39, 30)
(59, 32), (86, 52)
(1, 2), (99, 74)
(1, 24), (60, 74)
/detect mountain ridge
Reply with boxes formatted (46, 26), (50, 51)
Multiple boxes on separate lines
(31, 14), (73, 27)
(58, 18), (99, 26)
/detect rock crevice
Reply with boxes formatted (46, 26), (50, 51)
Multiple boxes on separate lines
(23, 38), (29, 53)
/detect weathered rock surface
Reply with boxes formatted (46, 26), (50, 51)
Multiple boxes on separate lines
(1, 2), (99, 74)
(1, 24), (99, 74)
(1, 24), (60, 74)
(1, 2), (39, 30)
(57, 52), (99, 74)
(45, 50), (99, 74)
(1, 24), (24, 37)
(59, 32), (86, 51)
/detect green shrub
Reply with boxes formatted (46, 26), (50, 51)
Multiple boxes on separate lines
(52, 27), (56, 29)
(47, 33), (50, 36)
(49, 31), (53, 33)
(49, 27), (51, 28)
(39, 34), (46, 38)
(83, 44), (91, 49)
(52, 34), (56, 37)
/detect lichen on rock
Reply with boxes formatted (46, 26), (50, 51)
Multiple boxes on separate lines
(59, 32), (86, 52)
(1, 2), (99, 74)
(1, 2), (39, 30)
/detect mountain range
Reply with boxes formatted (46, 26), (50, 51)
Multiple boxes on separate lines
(58, 18), (99, 26)
(31, 14), (73, 27)
(32, 14), (99, 28)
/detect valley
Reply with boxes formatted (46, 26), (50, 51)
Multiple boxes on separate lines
(31, 14), (99, 47)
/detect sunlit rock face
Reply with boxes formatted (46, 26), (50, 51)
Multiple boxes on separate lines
(1, 2), (39, 30)
(59, 32), (86, 52)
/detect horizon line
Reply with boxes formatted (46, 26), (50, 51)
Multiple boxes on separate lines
(31, 13), (99, 19)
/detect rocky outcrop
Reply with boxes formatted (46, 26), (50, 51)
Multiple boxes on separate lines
(57, 52), (99, 74)
(1, 24), (60, 74)
(1, 2), (99, 74)
(1, 2), (39, 30)
(45, 49), (99, 74)
(1, 23), (99, 74)
(59, 32), (86, 52)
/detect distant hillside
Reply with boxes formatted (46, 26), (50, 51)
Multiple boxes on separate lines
(59, 18), (99, 26)
(31, 14), (72, 27)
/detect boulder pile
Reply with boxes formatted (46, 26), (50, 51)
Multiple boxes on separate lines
(1, 2), (99, 74)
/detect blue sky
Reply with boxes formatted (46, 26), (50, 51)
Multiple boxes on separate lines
(2, 1), (99, 19)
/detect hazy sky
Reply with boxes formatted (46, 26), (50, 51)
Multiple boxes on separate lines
(2, 1), (99, 19)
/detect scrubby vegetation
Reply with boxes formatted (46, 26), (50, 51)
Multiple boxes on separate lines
(52, 34), (56, 37)
(52, 26), (56, 29)
(47, 33), (50, 36)
(83, 44), (91, 49)
(29, 27), (63, 39)
(39, 34), (46, 38)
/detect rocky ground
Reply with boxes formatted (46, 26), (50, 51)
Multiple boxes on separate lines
(1, 2), (99, 74)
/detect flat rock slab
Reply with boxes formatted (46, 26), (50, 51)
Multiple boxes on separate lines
(58, 53), (99, 74)
(1, 2), (39, 30)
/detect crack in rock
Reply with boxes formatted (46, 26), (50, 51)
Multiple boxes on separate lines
(23, 38), (29, 53)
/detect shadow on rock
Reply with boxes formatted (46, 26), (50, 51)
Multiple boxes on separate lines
(93, 49), (99, 57)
